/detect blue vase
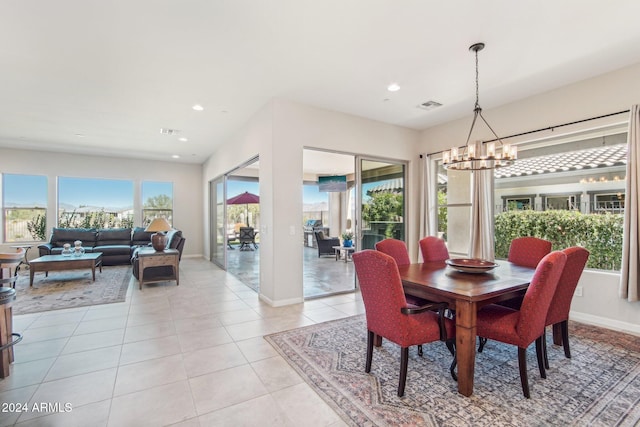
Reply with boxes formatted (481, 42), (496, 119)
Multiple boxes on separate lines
(343, 240), (353, 247)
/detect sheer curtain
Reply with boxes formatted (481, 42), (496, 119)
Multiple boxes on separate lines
(419, 154), (437, 239)
(619, 105), (640, 302)
(469, 169), (495, 261)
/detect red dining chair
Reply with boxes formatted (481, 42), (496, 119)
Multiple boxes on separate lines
(541, 246), (590, 368)
(475, 250), (567, 398)
(352, 250), (456, 397)
(507, 236), (552, 268)
(478, 236), (553, 353)
(419, 236), (450, 262)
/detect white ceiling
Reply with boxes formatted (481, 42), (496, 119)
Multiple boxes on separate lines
(2, 1), (640, 165)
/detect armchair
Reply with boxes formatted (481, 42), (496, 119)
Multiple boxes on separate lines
(314, 231), (340, 257)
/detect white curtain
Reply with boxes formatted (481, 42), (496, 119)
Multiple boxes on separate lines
(619, 105), (640, 302)
(469, 169), (495, 261)
(419, 154), (437, 238)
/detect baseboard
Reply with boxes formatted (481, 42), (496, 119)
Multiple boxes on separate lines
(570, 311), (640, 337)
(259, 294), (304, 307)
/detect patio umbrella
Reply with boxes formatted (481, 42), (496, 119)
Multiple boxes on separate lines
(227, 191), (260, 227)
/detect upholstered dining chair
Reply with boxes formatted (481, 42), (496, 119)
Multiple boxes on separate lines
(478, 235), (554, 353)
(507, 236), (552, 268)
(352, 250), (456, 397)
(375, 238), (438, 349)
(541, 246), (590, 369)
(419, 236), (450, 262)
(0, 249), (25, 289)
(475, 250), (567, 398)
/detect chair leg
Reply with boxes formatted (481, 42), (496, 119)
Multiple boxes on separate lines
(561, 320), (571, 359)
(398, 347), (409, 397)
(535, 336), (546, 379)
(417, 345), (423, 356)
(542, 328), (550, 370)
(518, 347), (531, 398)
(478, 337), (488, 353)
(365, 330), (374, 373)
(446, 339), (457, 381)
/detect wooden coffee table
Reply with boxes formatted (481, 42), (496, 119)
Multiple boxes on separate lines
(29, 253), (103, 287)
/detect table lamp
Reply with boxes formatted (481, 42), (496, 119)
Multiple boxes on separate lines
(145, 217), (172, 251)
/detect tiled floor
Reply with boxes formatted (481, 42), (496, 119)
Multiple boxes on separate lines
(226, 245), (356, 298)
(0, 257), (364, 426)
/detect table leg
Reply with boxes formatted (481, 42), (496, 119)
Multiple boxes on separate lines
(91, 265), (96, 281)
(29, 269), (35, 287)
(335, 249), (339, 261)
(455, 300), (477, 397)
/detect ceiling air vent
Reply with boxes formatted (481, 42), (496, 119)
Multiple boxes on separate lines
(417, 100), (443, 111)
(159, 128), (180, 135)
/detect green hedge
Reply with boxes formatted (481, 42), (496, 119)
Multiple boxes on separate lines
(494, 210), (624, 271)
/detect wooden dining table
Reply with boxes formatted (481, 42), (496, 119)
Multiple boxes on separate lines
(397, 259), (536, 397)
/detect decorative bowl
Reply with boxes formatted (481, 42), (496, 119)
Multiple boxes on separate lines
(445, 258), (498, 274)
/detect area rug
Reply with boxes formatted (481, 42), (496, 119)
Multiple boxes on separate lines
(12, 266), (132, 315)
(265, 315), (640, 427)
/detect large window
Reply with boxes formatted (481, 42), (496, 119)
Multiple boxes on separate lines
(58, 177), (134, 228)
(142, 181), (173, 226)
(2, 174), (47, 242)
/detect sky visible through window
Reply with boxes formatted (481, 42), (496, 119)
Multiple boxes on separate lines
(59, 177), (134, 209)
(3, 174), (47, 207)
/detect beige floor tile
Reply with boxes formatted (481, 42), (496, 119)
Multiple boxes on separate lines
(18, 369), (116, 423)
(73, 316), (128, 335)
(45, 345), (121, 381)
(236, 337), (279, 363)
(177, 327), (233, 353)
(12, 399), (111, 427)
(123, 321), (176, 343)
(126, 310), (174, 327)
(28, 311), (85, 329)
(183, 342), (247, 378)
(119, 335), (181, 365)
(108, 380), (196, 427)
(61, 329), (124, 354)
(19, 323), (78, 343)
(196, 394), (295, 427)
(0, 358), (56, 392)
(215, 308), (263, 326)
(251, 356), (303, 392)
(173, 314), (223, 335)
(114, 353), (187, 396)
(189, 365), (268, 414)
(272, 383), (343, 427)
(224, 319), (270, 342)
(302, 307), (352, 323)
(13, 338), (68, 363)
(0, 385), (38, 427)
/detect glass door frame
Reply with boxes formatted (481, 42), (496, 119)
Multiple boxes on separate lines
(355, 155), (408, 251)
(209, 174), (227, 269)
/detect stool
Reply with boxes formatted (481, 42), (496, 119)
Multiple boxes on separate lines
(0, 287), (22, 378)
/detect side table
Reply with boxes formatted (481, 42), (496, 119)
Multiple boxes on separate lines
(137, 248), (180, 290)
(332, 246), (356, 263)
(10, 245), (32, 273)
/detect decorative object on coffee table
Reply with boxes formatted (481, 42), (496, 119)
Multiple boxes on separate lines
(73, 240), (85, 257)
(61, 243), (72, 256)
(145, 217), (172, 251)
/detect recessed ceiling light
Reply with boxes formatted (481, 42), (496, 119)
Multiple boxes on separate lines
(172, 155), (180, 159)
(387, 83), (401, 92)
(192, 104), (204, 111)
(178, 137), (188, 142)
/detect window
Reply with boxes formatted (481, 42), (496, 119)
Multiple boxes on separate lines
(542, 194), (580, 211)
(502, 195), (535, 211)
(58, 177), (134, 228)
(142, 181), (173, 226)
(589, 191), (625, 214)
(2, 174), (47, 242)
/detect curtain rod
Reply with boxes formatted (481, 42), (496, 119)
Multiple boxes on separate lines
(424, 109), (630, 157)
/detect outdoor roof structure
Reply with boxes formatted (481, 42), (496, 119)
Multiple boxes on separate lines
(494, 143), (627, 179)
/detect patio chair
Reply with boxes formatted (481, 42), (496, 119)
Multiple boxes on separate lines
(239, 227), (258, 251)
(314, 231), (340, 257)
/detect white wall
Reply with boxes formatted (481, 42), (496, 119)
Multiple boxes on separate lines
(202, 99), (420, 305)
(0, 148), (203, 258)
(419, 61), (640, 335)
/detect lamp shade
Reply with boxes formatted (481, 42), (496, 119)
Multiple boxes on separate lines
(145, 217), (172, 233)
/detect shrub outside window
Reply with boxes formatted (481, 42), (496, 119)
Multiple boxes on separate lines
(2, 174), (47, 242)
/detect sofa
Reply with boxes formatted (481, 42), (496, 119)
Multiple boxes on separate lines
(38, 227), (185, 266)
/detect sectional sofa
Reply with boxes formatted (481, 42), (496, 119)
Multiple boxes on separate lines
(38, 227), (185, 266)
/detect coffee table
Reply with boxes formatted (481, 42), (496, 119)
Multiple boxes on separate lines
(29, 253), (103, 287)
(332, 245), (355, 262)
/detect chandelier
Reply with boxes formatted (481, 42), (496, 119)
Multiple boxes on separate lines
(442, 43), (517, 171)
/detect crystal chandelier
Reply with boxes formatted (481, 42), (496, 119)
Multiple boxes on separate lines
(442, 43), (517, 171)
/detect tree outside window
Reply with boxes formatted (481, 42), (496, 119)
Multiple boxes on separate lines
(142, 181), (173, 226)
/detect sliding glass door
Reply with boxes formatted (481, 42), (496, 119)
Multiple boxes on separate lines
(209, 175), (226, 268)
(357, 157), (407, 250)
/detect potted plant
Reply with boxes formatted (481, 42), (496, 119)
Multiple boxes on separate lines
(341, 231), (354, 247)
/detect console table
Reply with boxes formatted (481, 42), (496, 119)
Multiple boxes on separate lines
(137, 248), (180, 290)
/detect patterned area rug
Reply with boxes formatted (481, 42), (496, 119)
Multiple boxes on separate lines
(266, 315), (640, 426)
(12, 266), (132, 315)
